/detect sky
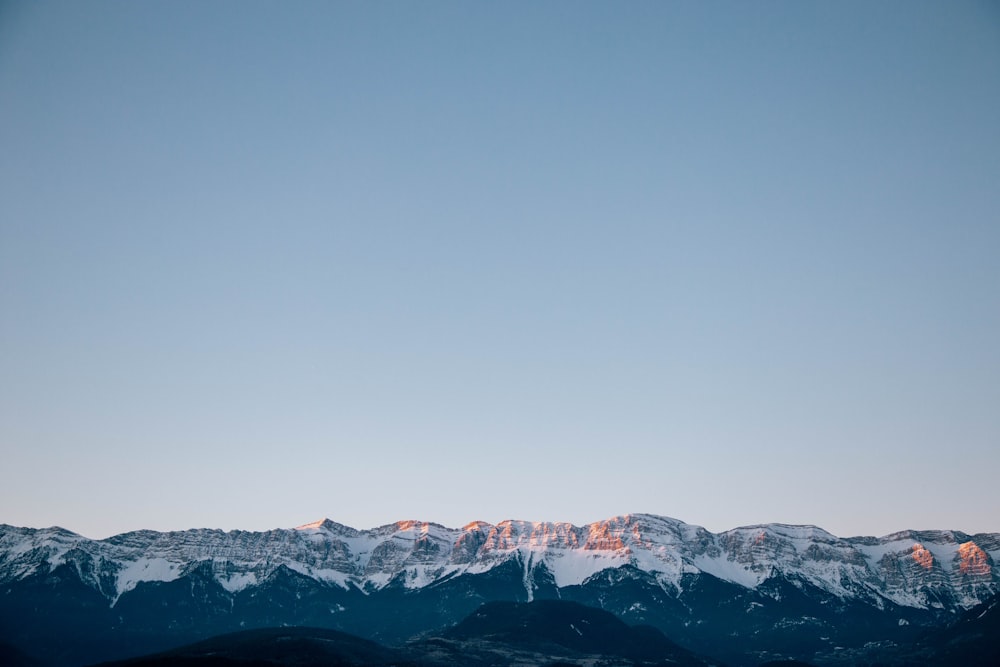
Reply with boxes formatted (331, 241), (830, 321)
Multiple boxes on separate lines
(1, 1), (998, 541)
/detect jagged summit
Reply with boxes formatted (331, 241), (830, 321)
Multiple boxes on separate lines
(295, 518), (360, 535)
(292, 513), (690, 536)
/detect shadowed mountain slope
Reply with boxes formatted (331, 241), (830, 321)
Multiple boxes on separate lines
(94, 626), (410, 667)
(95, 600), (720, 667)
(444, 599), (711, 664)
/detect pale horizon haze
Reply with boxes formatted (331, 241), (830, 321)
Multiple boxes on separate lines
(1, 1), (999, 541)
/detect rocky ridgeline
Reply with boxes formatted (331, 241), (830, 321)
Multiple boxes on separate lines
(0, 514), (996, 611)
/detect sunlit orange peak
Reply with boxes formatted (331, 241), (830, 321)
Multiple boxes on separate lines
(584, 521), (626, 551)
(958, 541), (990, 576)
(462, 521), (490, 532)
(395, 520), (428, 532)
(911, 543), (934, 570)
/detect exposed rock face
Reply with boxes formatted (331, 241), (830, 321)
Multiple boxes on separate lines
(1, 514), (996, 611)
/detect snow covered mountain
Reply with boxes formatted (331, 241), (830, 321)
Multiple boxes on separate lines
(2, 513), (996, 611)
(1, 514), (998, 666)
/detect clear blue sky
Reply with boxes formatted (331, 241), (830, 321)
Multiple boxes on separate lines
(2, 1), (998, 539)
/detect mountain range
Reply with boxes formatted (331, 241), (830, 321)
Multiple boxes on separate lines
(1, 513), (997, 665)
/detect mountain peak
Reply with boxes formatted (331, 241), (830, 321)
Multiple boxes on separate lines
(294, 519), (358, 536)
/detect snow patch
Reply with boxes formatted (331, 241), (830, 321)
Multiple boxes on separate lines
(544, 549), (628, 588)
(693, 554), (766, 588)
(218, 572), (257, 592)
(114, 558), (181, 600)
(522, 549), (534, 602)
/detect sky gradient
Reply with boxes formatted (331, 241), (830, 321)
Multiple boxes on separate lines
(2, 1), (999, 540)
